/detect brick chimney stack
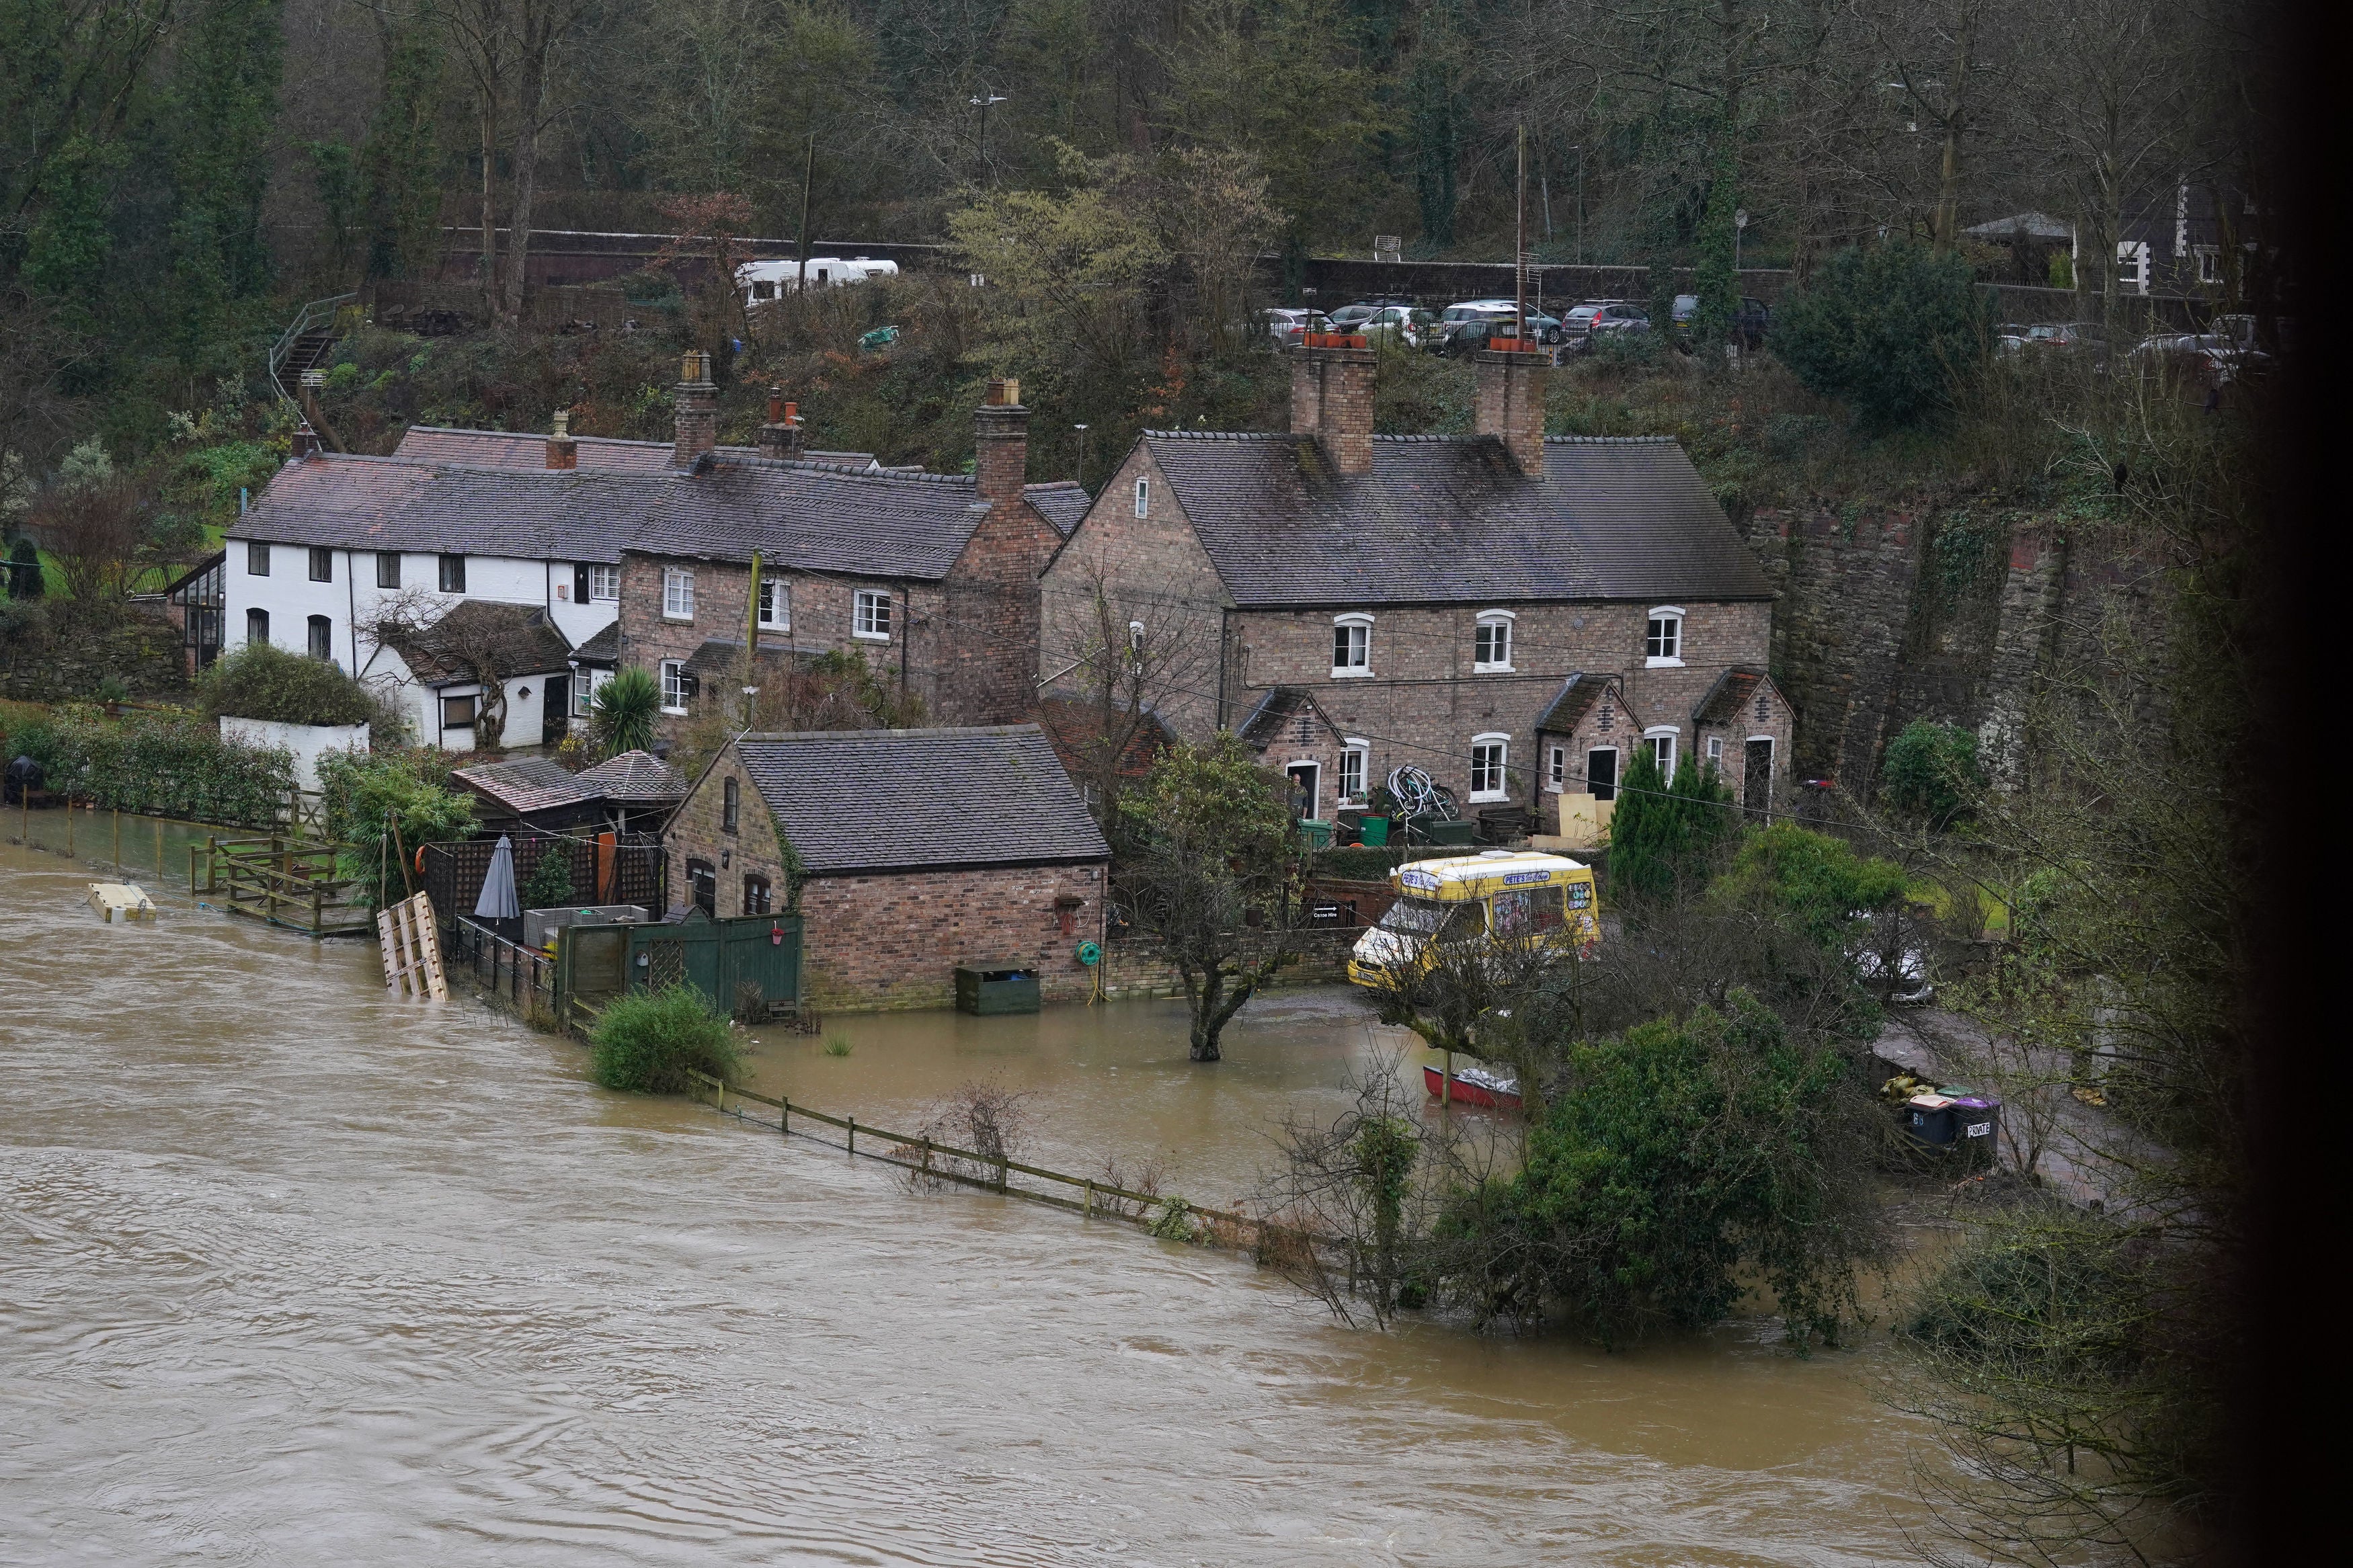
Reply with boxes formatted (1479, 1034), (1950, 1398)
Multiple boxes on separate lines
(1474, 344), (1548, 477)
(545, 408), (578, 470)
(671, 348), (719, 468)
(756, 387), (804, 461)
(973, 376), (1029, 506)
(1289, 335), (1375, 477)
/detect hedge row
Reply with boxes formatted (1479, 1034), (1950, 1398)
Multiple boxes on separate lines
(4, 712), (295, 827)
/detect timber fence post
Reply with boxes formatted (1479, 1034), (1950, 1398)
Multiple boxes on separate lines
(781, 1096), (789, 1136)
(847, 1115), (856, 1156)
(1084, 1179), (1094, 1218)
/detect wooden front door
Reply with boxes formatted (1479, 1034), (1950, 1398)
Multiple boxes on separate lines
(1586, 747), (1618, 801)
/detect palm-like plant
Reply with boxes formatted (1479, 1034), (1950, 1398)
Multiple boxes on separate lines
(590, 665), (662, 755)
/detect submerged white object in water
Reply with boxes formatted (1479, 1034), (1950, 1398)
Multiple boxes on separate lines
(87, 882), (157, 923)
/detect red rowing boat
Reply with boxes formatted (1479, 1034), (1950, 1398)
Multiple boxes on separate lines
(1423, 1062), (1522, 1112)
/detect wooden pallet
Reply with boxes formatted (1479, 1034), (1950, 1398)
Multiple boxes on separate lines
(377, 891), (448, 1000)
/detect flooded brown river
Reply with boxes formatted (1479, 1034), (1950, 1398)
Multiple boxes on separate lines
(3, 816), (1933, 1564)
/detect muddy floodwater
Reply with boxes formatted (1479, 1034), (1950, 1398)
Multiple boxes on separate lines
(3, 815), (1933, 1564)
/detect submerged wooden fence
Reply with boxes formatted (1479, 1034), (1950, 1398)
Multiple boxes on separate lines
(682, 1070), (1269, 1251)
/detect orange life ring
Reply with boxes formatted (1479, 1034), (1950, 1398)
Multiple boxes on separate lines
(415, 846), (427, 875)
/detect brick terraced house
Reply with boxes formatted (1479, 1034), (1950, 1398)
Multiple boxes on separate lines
(1039, 339), (1793, 826)
(228, 356), (1084, 750)
(664, 726), (1111, 1009)
(617, 369), (1087, 737)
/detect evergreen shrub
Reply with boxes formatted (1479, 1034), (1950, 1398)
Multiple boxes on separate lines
(1772, 241), (1995, 429)
(1881, 719), (1984, 828)
(317, 749), (477, 909)
(10, 713), (294, 824)
(197, 641), (378, 726)
(589, 985), (744, 1093)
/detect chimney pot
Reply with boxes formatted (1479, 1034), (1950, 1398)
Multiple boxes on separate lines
(545, 407), (578, 470)
(1474, 347), (1549, 476)
(1289, 340), (1376, 477)
(672, 349), (719, 467)
(766, 387), (783, 424)
(973, 389), (1030, 506)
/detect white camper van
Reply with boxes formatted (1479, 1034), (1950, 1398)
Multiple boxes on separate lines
(736, 257), (900, 303)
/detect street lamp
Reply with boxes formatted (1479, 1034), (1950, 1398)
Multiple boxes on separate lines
(1734, 208), (1749, 271)
(969, 88), (1008, 188)
(1570, 145), (1585, 267)
(1072, 423), (1088, 488)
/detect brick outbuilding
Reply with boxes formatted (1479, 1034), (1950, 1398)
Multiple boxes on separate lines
(664, 725), (1112, 1011)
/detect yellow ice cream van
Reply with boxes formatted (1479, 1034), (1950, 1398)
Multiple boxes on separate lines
(1345, 850), (1600, 989)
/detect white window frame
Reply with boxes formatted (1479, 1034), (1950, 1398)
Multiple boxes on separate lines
(1587, 745), (1620, 801)
(660, 659), (690, 715)
(1127, 618), (1146, 675)
(1339, 740), (1371, 806)
(1644, 726), (1679, 778)
(1707, 735), (1724, 768)
(1646, 607), (1685, 667)
(573, 666), (606, 718)
(1473, 609), (1515, 673)
(1469, 734), (1511, 802)
(663, 567), (696, 622)
(2194, 245), (2222, 285)
(758, 576), (790, 630)
(1133, 477), (1150, 517)
(1546, 742), (1567, 792)
(587, 564), (621, 601)
(1332, 612), (1373, 678)
(853, 588), (892, 641)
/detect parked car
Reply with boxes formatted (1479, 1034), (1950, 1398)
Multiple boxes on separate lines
(1327, 296), (1418, 333)
(1668, 294), (1772, 345)
(1261, 307), (1335, 346)
(1360, 304), (1439, 348)
(2126, 332), (2271, 388)
(1441, 299), (1563, 342)
(1582, 302), (1652, 342)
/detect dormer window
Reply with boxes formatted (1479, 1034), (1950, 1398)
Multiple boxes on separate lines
(1332, 613), (1373, 677)
(1646, 607), (1685, 667)
(1474, 610), (1515, 672)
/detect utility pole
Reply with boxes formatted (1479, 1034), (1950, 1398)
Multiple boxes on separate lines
(795, 133), (815, 295)
(1073, 423), (1088, 488)
(1514, 122), (1528, 339)
(969, 87), (1008, 188)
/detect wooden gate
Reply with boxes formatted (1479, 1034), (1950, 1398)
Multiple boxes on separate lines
(559, 911), (803, 1023)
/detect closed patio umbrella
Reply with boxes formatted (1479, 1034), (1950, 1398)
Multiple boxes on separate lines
(475, 834), (520, 919)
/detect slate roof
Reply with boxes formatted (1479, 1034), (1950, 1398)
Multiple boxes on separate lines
(626, 454), (1070, 579)
(573, 749), (686, 804)
(1137, 431), (1772, 606)
(391, 600), (574, 686)
(450, 755), (596, 817)
(235, 452), (653, 563)
(393, 425), (881, 471)
(1021, 481), (1090, 538)
(1691, 665), (1783, 727)
(571, 620), (620, 663)
(1236, 686), (1339, 751)
(239, 446), (1074, 582)
(731, 725), (1109, 875)
(1535, 672), (1628, 734)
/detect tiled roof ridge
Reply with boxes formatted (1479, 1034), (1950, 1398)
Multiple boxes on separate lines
(704, 452), (974, 486)
(1142, 428), (1677, 446)
(1023, 479), (1085, 489)
(739, 722), (1045, 743)
(402, 424), (752, 450)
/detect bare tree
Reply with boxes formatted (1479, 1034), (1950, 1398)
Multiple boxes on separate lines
(26, 471), (150, 601)
(1038, 552), (1215, 824)
(370, 590), (554, 751)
